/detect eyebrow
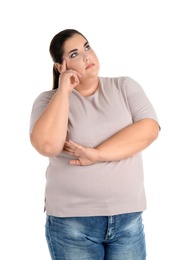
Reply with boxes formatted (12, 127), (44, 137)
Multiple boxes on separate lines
(68, 41), (88, 55)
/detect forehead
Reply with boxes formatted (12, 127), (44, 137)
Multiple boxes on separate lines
(64, 34), (87, 53)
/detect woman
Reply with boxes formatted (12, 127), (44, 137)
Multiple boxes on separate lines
(29, 29), (160, 259)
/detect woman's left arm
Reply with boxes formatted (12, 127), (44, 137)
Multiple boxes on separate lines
(64, 118), (159, 166)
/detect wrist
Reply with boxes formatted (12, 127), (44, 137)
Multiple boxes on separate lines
(95, 148), (107, 162)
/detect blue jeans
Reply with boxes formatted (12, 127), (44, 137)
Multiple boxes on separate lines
(45, 212), (146, 260)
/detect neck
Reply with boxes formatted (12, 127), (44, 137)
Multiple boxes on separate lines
(75, 77), (99, 96)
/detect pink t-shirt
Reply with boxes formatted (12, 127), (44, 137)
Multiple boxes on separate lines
(30, 76), (159, 217)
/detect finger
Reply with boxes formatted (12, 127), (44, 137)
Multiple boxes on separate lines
(61, 58), (67, 73)
(61, 60), (82, 80)
(69, 159), (82, 166)
(63, 146), (75, 155)
(63, 149), (73, 155)
(68, 140), (81, 148)
(64, 141), (75, 150)
(70, 74), (80, 84)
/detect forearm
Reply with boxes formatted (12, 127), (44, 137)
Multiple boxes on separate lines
(96, 119), (159, 161)
(31, 89), (69, 156)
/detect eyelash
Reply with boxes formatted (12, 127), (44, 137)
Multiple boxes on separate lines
(85, 44), (90, 51)
(70, 44), (91, 58)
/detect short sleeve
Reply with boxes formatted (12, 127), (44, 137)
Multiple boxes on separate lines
(29, 90), (56, 135)
(124, 76), (159, 125)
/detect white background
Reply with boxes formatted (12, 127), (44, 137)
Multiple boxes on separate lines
(1, 0), (187, 259)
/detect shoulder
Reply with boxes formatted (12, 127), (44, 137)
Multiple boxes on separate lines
(32, 89), (56, 108)
(99, 76), (138, 85)
(34, 89), (56, 102)
(99, 76), (141, 91)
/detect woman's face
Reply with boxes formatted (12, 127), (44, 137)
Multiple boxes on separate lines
(62, 34), (100, 79)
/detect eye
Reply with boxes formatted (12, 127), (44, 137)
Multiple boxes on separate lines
(85, 44), (91, 51)
(70, 51), (79, 58)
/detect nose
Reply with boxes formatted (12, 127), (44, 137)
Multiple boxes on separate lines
(83, 53), (90, 61)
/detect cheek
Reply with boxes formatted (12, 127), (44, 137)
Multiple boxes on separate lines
(66, 60), (83, 72)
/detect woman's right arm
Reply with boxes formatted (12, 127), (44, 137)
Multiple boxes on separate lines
(30, 88), (69, 157)
(30, 61), (81, 157)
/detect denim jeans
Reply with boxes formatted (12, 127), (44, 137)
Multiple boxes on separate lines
(45, 212), (146, 260)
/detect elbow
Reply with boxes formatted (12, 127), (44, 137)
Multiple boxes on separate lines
(30, 135), (64, 157)
(147, 120), (160, 144)
(38, 143), (63, 157)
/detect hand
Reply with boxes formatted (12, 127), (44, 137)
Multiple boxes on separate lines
(63, 140), (99, 166)
(58, 59), (82, 93)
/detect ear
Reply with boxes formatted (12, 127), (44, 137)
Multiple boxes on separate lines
(55, 63), (62, 73)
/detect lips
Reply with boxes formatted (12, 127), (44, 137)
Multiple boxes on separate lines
(85, 63), (95, 69)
